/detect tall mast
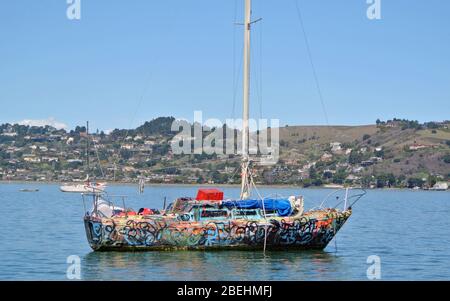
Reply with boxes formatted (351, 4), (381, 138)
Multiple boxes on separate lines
(240, 0), (252, 199)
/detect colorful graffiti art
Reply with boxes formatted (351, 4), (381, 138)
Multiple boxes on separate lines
(83, 194), (351, 251)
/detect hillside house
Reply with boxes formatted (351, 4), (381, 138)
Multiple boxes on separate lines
(1, 132), (17, 137)
(320, 152), (333, 162)
(346, 174), (360, 182)
(42, 157), (59, 163)
(23, 155), (41, 163)
(361, 160), (374, 167)
(352, 167), (364, 173)
(121, 144), (134, 150)
(409, 144), (435, 151)
(370, 157), (383, 163)
(330, 142), (342, 154)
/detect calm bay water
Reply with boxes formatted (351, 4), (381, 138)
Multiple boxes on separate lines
(0, 182), (449, 280)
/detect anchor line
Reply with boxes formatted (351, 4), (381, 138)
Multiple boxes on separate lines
(248, 167), (269, 254)
(333, 219), (338, 253)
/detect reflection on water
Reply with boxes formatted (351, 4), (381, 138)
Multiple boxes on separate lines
(83, 250), (346, 280)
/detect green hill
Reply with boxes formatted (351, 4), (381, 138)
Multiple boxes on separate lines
(0, 118), (449, 188)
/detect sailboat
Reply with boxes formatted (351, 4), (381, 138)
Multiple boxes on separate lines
(82, 0), (362, 251)
(60, 175), (106, 193)
(60, 121), (107, 193)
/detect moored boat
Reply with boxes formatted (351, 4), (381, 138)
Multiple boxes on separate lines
(83, 188), (359, 251)
(61, 182), (106, 193)
(82, 0), (364, 252)
(60, 121), (107, 193)
(431, 182), (448, 191)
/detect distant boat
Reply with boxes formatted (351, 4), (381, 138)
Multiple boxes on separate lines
(60, 121), (107, 193)
(60, 179), (106, 193)
(431, 182), (448, 191)
(19, 188), (39, 192)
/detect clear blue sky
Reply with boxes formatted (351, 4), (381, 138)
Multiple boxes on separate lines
(0, 0), (449, 131)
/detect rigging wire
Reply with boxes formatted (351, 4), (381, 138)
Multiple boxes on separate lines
(232, 46), (244, 122)
(252, 14), (263, 121)
(293, 0), (330, 126)
(256, 0), (263, 120)
(231, 0), (239, 120)
(90, 137), (105, 178)
(227, 165), (241, 184)
(111, 70), (153, 179)
(259, 5), (263, 121)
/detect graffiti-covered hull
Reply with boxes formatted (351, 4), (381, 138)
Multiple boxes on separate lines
(84, 209), (351, 251)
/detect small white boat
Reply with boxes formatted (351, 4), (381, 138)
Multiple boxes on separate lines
(60, 182), (107, 193)
(60, 122), (108, 193)
(431, 182), (448, 191)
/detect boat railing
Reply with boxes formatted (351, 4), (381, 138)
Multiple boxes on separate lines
(316, 187), (367, 211)
(82, 192), (129, 217)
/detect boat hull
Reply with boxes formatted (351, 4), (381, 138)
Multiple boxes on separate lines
(84, 209), (351, 251)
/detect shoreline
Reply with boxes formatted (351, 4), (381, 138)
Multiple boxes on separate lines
(0, 180), (448, 191)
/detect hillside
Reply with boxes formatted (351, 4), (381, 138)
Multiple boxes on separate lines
(279, 123), (450, 175)
(0, 118), (449, 188)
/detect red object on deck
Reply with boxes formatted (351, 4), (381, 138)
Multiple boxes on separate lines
(195, 189), (223, 201)
(140, 208), (154, 215)
(116, 211), (137, 217)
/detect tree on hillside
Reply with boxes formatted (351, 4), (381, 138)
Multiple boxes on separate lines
(443, 154), (450, 164)
(407, 177), (425, 188)
(348, 150), (363, 164)
(136, 117), (176, 136)
(376, 173), (396, 188)
(309, 166), (317, 179)
(428, 175), (438, 188)
(374, 148), (384, 158)
(332, 169), (347, 184)
(119, 149), (133, 160)
(72, 126), (86, 134)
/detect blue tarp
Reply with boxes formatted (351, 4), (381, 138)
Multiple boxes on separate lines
(222, 198), (292, 217)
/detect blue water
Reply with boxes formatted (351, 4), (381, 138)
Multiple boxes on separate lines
(0, 183), (449, 280)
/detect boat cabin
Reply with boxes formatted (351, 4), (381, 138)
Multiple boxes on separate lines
(165, 188), (298, 222)
(167, 198), (272, 222)
(84, 188), (302, 223)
